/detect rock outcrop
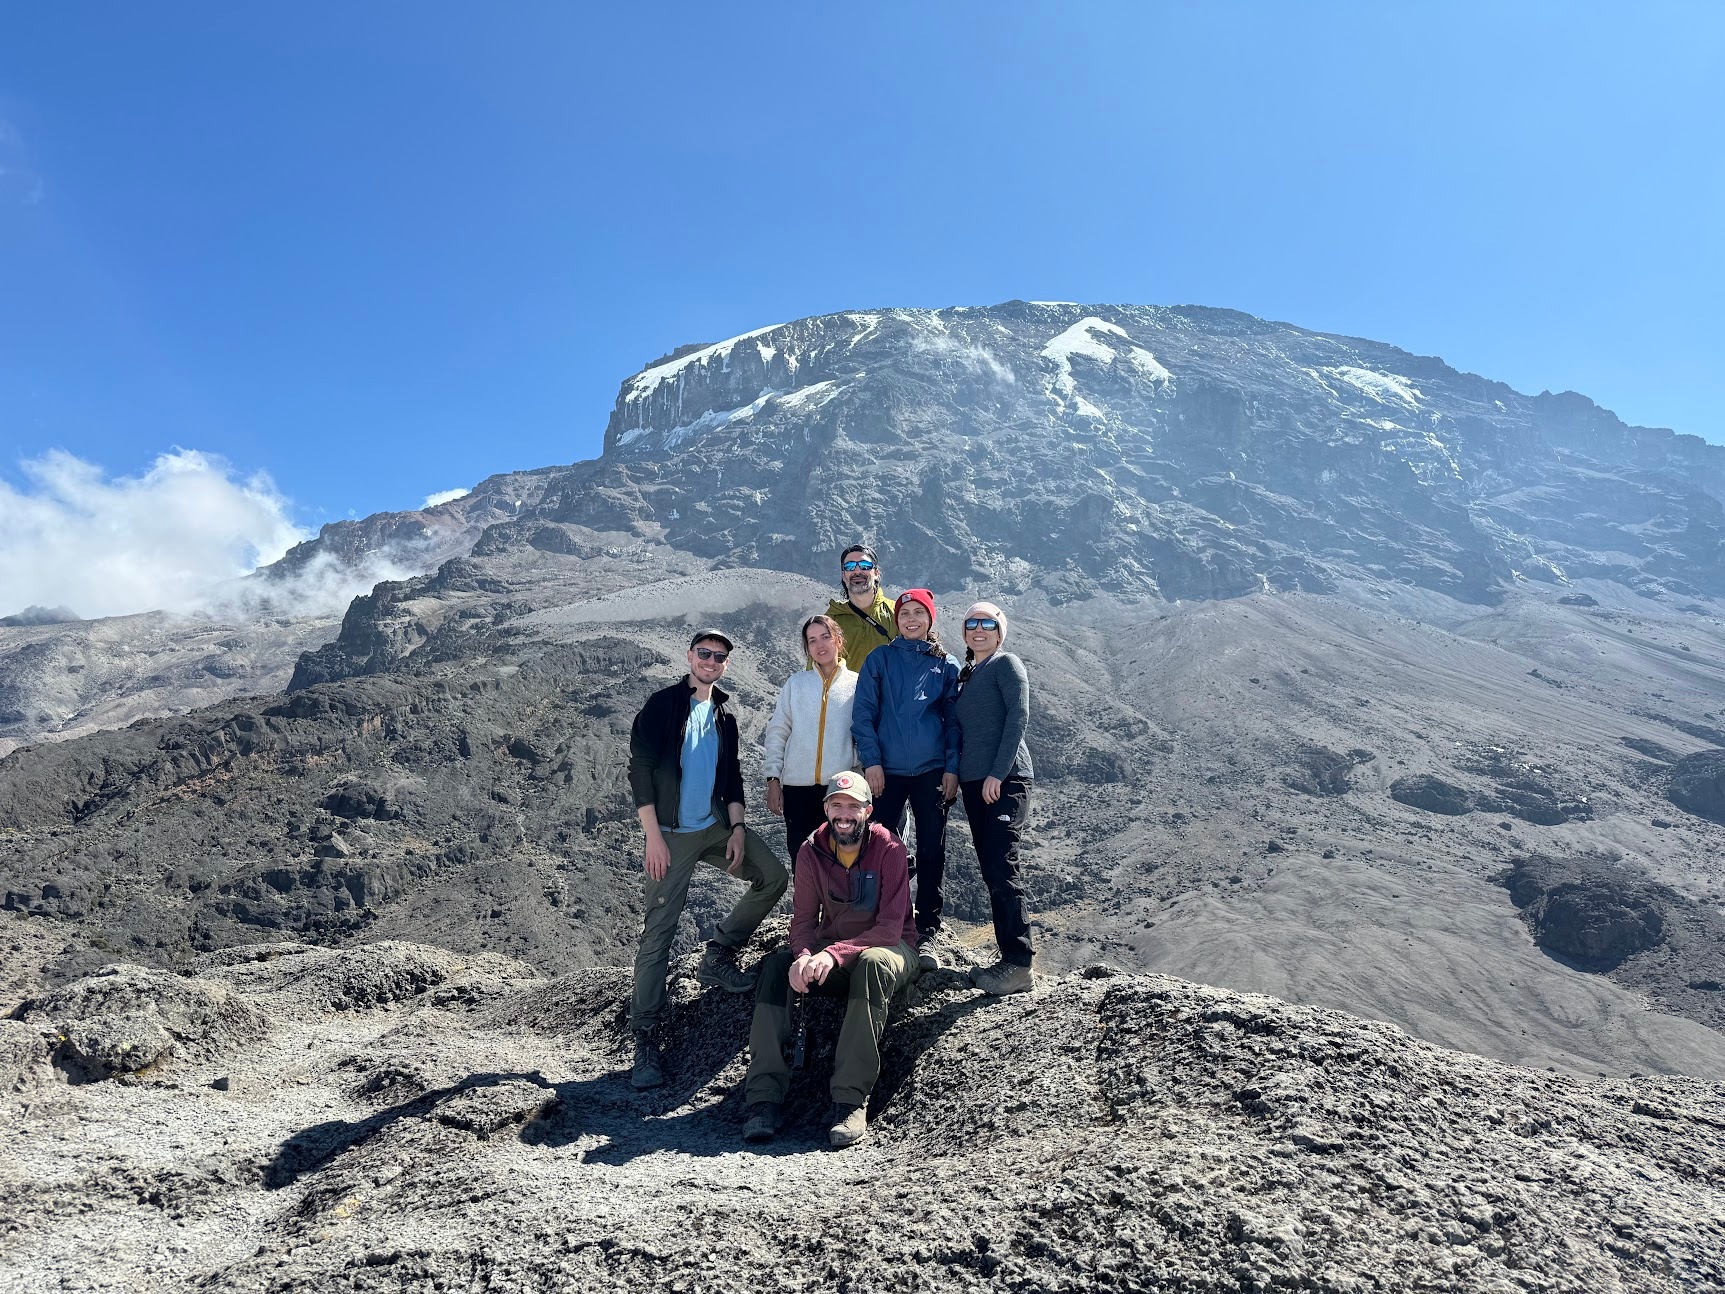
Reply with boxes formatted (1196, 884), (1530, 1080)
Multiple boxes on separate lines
(1668, 748), (1725, 824)
(1, 937), (1721, 1293)
(12, 962), (269, 1083)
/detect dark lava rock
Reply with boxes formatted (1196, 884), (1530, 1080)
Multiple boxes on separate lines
(1502, 857), (1665, 969)
(1667, 749), (1725, 824)
(1557, 593), (1599, 607)
(1621, 736), (1680, 763)
(1282, 745), (1373, 797)
(0, 605), (82, 627)
(1389, 774), (1472, 815)
(320, 783), (400, 821)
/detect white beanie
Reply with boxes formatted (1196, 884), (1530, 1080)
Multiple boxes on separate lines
(964, 600), (1008, 642)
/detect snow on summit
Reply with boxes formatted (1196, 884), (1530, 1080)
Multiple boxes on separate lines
(624, 325), (787, 403)
(1040, 317), (1174, 399)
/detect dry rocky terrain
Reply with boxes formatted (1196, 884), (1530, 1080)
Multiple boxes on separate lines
(3, 930), (1722, 1293)
(4, 301), (1725, 1289)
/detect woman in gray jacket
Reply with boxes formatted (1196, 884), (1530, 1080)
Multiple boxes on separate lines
(953, 600), (1034, 995)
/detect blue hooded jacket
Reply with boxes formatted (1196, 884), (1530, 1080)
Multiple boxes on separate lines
(851, 634), (960, 777)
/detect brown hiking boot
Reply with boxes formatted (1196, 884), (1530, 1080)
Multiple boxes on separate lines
(828, 1102), (868, 1148)
(971, 961), (1033, 996)
(742, 1102), (781, 1144)
(696, 941), (758, 994)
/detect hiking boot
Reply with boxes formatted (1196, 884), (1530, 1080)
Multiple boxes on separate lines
(696, 941), (758, 994)
(742, 1102), (781, 1144)
(915, 926), (942, 973)
(630, 1028), (664, 1090)
(828, 1101), (868, 1148)
(971, 960), (1033, 996)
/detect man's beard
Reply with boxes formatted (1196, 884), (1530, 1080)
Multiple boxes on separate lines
(829, 817), (865, 846)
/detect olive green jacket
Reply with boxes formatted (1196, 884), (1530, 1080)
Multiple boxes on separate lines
(825, 589), (897, 673)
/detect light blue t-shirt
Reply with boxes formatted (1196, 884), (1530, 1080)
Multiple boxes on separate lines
(674, 697), (719, 832)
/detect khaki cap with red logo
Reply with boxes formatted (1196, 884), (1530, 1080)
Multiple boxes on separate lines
(823, 770), (873, 806)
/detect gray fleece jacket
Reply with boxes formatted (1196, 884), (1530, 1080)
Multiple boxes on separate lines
(954, 651), (1033, 783)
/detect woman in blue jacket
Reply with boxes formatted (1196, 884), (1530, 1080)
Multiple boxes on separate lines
(852, 588), (959, 962)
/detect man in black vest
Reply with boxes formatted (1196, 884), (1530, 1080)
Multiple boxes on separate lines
(626, 628), (788, 1089)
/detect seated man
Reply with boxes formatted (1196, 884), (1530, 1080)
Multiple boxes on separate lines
(741, 770), (917, 1149)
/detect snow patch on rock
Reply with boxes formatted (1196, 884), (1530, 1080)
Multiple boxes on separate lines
(624, 325), (786, 404)
(1041, 317), (1173, 400)
(1326, 366), (1425, 409)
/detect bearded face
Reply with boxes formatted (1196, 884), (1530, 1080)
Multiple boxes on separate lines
(826, 797), (869, 846)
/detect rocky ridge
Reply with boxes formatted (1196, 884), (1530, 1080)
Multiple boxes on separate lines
(2, 931), (1721, 1293)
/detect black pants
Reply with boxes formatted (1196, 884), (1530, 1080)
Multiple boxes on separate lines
(781, 783), (827, 862)
(873, 768), (949, 934)
(961, 776), (1034, 966)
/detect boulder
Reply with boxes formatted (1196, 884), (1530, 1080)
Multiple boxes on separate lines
(19, 963), (269, 1081)
(1389, 774), (1473, 816)
(1503, 857), (1667, 969)
(1667, 749), (1725, 824)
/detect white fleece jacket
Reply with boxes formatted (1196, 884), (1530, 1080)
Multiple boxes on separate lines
(761, 666), (858, 787)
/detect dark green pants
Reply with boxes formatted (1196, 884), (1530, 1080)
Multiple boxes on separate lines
(744, 940), (915, 1107)
(629, 822), (788, 1030)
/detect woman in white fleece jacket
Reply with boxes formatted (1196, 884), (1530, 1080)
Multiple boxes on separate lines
(763, 614), (859, 859)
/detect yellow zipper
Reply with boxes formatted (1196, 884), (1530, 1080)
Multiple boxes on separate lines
(814, 670), (833, 785)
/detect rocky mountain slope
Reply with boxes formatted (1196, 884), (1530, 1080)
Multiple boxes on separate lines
(3, 931), (1721, 1293)
(3, 301), (1725, 1085)
(0, 470), (560, 757)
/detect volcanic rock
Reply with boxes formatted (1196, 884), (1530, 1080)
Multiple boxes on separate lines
(2, 939), (1723, 1292)
(1504, 856), (1667, 968)
(1667, 748), (1725, 823)
(1390, 773), (1474, 815)
(16, 963), (269, 1081)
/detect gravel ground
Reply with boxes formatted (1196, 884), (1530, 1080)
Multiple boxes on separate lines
(3, 931), (1721, 1293)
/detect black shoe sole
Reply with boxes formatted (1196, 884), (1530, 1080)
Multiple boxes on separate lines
(631, 1070), (664, 1090)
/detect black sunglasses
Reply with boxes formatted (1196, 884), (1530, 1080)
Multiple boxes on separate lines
(693, 647), (730, 662)
(842, 559), (876, 571)
(964, 617), (1000, 631)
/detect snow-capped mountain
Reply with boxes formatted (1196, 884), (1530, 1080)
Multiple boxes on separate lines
(499, 301), (1725, 604)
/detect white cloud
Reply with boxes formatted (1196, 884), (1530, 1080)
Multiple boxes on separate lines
(423, 486), (470, 508)
(0, 448), (315, 619)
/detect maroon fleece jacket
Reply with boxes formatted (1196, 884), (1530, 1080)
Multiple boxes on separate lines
(790, 821), (917, 966)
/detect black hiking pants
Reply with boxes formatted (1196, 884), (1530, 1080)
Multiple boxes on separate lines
(781, 783), (827, 863)
(872, 768), (949, 935)
(961, 775), (1034, 966)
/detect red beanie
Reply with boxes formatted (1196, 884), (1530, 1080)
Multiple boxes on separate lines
(894, 589), (937, 622)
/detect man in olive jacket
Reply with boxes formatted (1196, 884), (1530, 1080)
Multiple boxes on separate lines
(824, 543), (897, 673)
(626, 628), (788, 1090)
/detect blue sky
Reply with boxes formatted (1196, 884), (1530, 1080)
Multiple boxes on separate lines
(2, 2), (1722, 537)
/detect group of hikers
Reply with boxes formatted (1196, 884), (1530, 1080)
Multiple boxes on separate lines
(626, 544), (1036, 1148)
